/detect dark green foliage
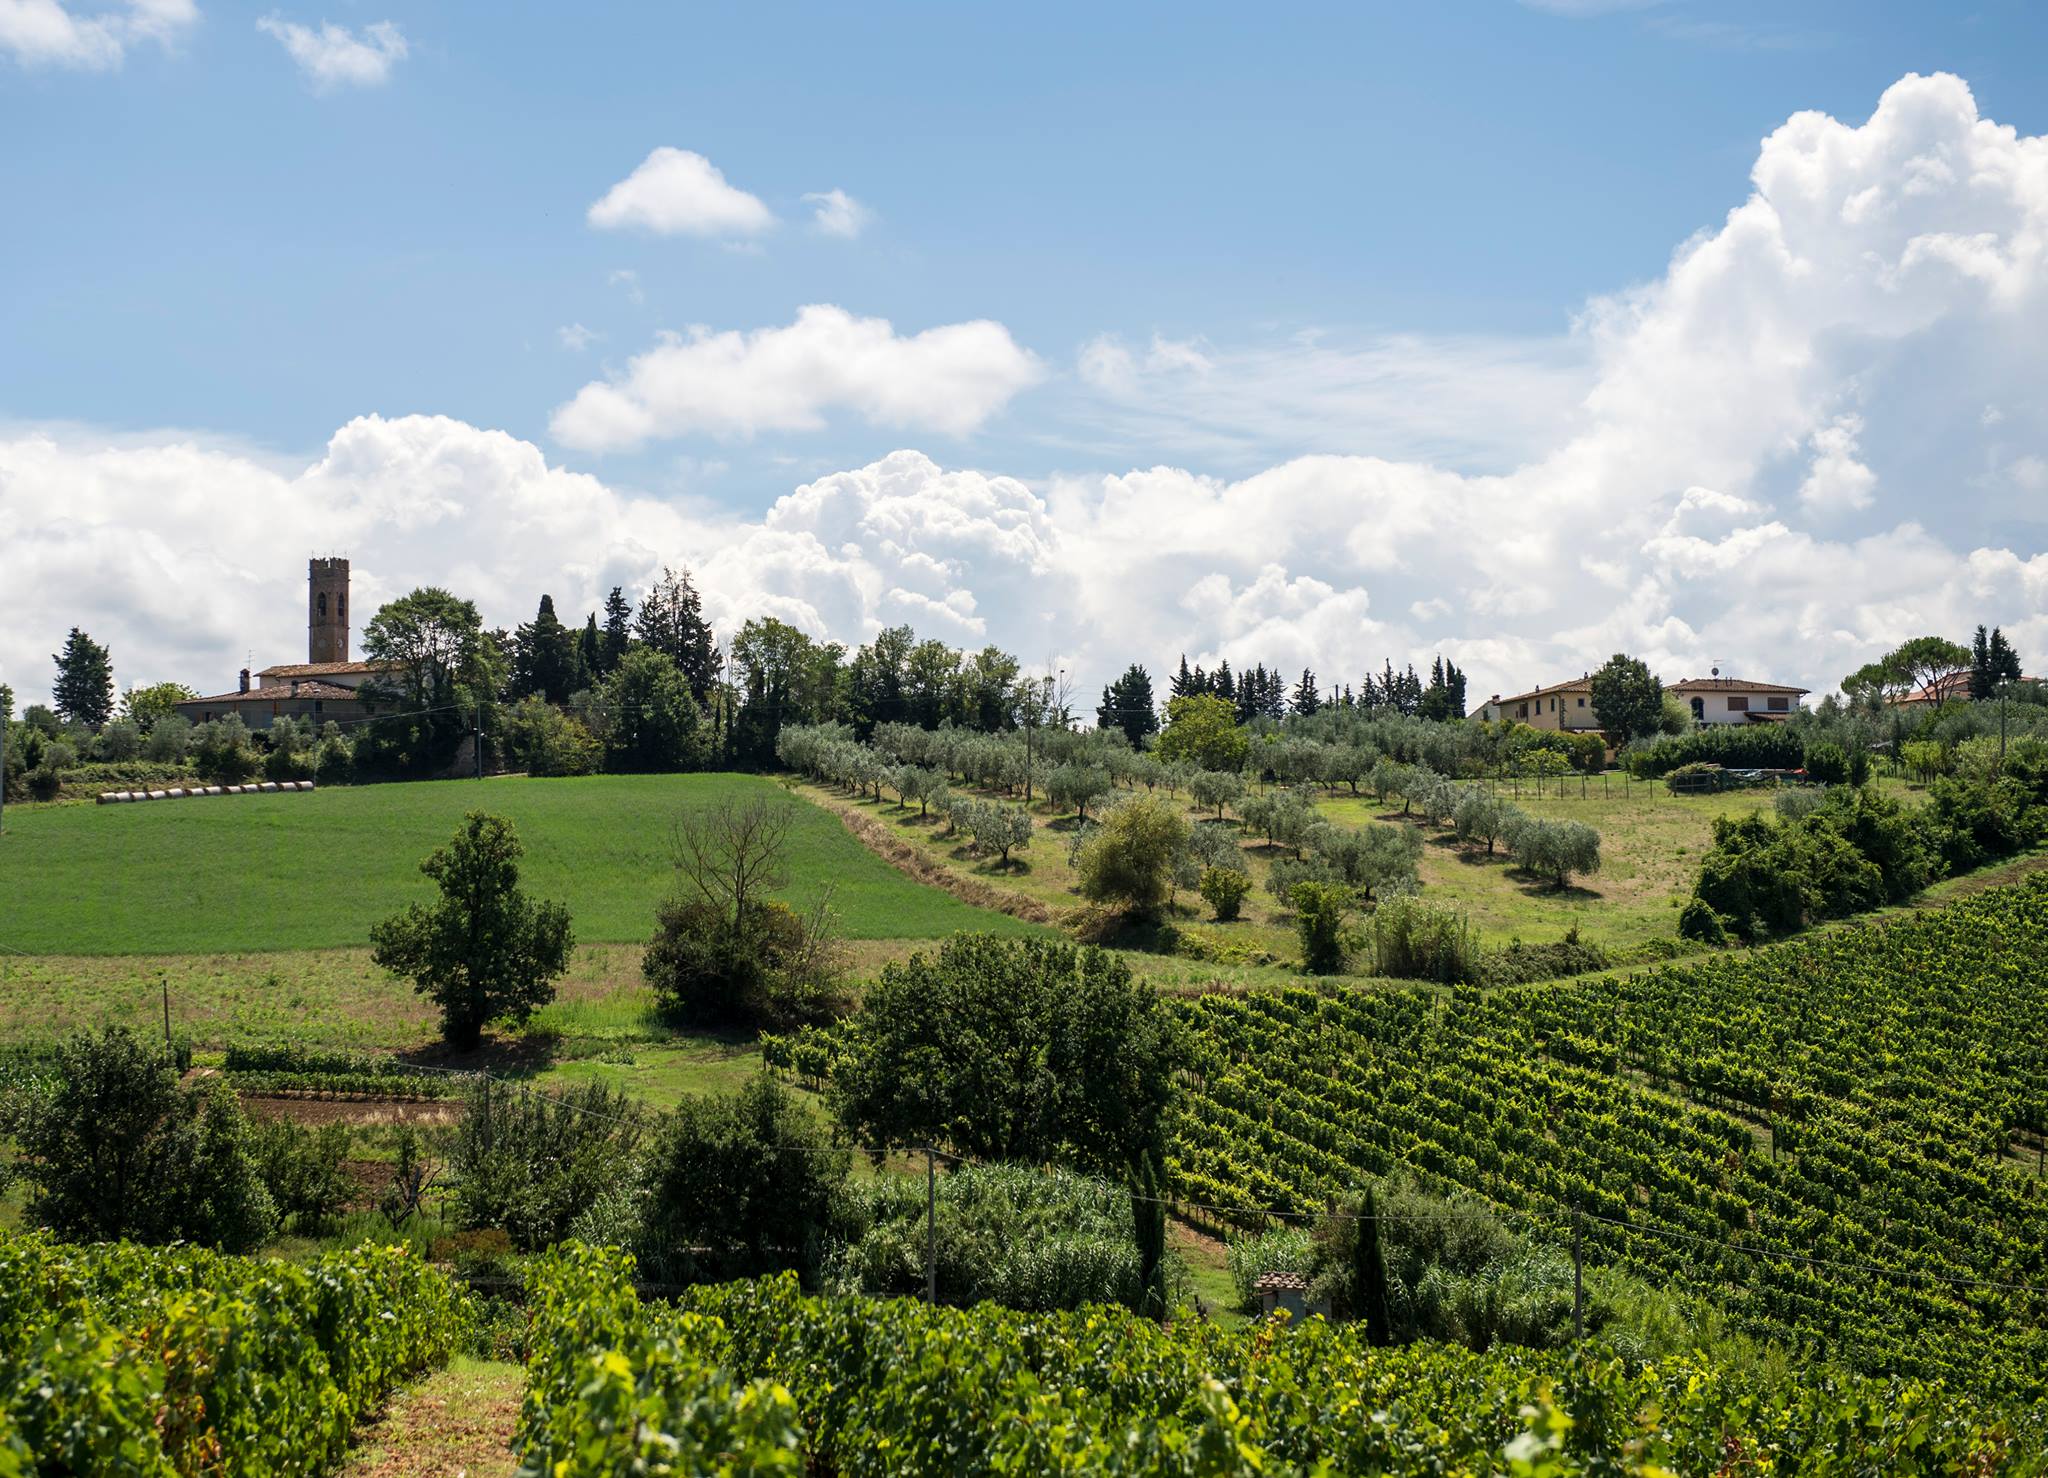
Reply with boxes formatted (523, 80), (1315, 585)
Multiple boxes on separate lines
(370, 811), (575, 1050)
(1676, 896), (1729, 945)
(641, 1076), (849, 1282)
(830, 1163), (1171, 1312)
(1588, 653), (1663, 745)
(250, 1117), (355, 1230)
(1290, 880), (1352, 974)
(1352, 1186), (1393, 1345)
(1689, 780), (2008, 941)
(830, 934), (1187, 1175)
(451, 1079), (646, 1251)
(360, 586), (505, 776)
(510, 594), (584, 704)
(1802, 740), (1850, 785)
(1074, 792), (1190, 914)
(1479, 929), (1610, 987)
(1623, 724), (1806, 777)
(50, 627), (114, 728)
(634, 565), (722, 700)
(601, 645), (705, 771)
(1096, 664), (1159, 747)
(1198, 864), (1252, 921)
(5, 1025), (276, 1252)
(1132, 1152), (1168, 1321)
(643, 895), (842, 1029)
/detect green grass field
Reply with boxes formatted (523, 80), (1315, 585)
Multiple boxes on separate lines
(0, 772), (1042, 955)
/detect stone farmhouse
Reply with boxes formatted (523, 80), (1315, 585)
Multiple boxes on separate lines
(176, 559), (400, 732)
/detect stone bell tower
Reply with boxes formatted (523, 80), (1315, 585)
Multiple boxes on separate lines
(308, 557), (350, 664)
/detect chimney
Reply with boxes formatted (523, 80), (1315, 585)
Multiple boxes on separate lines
(239, 668), (250, 694)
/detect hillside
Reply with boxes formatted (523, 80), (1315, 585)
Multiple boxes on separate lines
(1167, 873), (2048, 1397)
(0, 772), (1042, 954)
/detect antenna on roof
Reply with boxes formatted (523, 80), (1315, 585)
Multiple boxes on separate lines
(1710, 662), (1721, 678)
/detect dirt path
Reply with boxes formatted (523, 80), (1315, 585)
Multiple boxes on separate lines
(340, 1358), (523, 1478)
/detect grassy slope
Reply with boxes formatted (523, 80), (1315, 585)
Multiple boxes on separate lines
(802, 774), (1790, 960)
(0, 772), (1041, 955)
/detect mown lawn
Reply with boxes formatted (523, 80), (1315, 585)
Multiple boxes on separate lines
(0, 772), (1042, 955)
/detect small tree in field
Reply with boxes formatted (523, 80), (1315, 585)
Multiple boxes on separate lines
(1076, 794), (1192, 916)
(371, 811), (574, 1051)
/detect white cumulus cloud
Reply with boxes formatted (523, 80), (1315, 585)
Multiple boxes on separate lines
(550, 304), (1044, 449)
(5, 73), (2048, 714)
(802, 188), (872, 239)
(587, 148), (775, 238)
(2, 0), (194, 69)
(256, 14), (406, 90)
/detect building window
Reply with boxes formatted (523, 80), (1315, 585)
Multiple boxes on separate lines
(1768, 695), (1788, 711)
(1576, 696), (1585, 707)
(1727, 695), (1749, 711)
(318, 592), (327, 618)
(1517, 703), (1528, 719)
(1690, 697), (1704, 721)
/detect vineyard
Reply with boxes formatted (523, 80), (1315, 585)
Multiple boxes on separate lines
(0, 1231), (465, 1475)
(514, 1243), (2041, 1475)
(1167, 873), (2048, 1397)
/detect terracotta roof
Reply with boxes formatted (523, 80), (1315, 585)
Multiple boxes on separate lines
(1894, 671), (2041, 705)
(254, 660), (401, 679)
(179, 682), (368, 705)
(1493, 676), (1594, 706)
(1666, 677), (1809, 695)
(1252, 1271), (1310, 1293)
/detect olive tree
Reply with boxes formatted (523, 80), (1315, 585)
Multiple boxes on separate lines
(1188, 768), (1245, 820)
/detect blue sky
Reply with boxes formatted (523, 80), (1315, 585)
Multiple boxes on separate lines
(3, 0), (2046, 705)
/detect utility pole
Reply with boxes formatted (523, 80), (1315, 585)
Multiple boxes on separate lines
(162, 973), (172, 1055)
(925, 1146), (938, 1305)
(0, 706), (8, 836)
(474, 703), (484, 781)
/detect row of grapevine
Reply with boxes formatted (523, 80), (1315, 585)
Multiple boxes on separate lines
(517, 1243), (2044, 1475)
(1167, 875), (2048, 1397)
(0, 1231), (466, 1476)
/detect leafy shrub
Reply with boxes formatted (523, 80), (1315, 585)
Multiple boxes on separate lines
(1479, 929), (1609, 986)
(1676, 896), (1729, 945)
(644, 895), (845, 1030)
(1199, 865), (1252, 921)
(1290, 881), (1353, 974)
(94, 718), (142, 761)
(1772, 785), (1829, 820)
(828, 1163), (1182, 1312)
(250, 1117), (355, 1230)
(5, 1025), (277, 1251)
(1803, 741), (1850, 785)
(24, 765), (59, 801)
(639, 1076), (850, 1284)
(451, 1080), (646, 1251)
(1367, 895), (1480, 984)
(1074, 793), (1190, 915)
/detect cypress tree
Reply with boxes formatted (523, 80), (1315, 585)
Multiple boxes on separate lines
(1971, 624), (1995, 700)
(1354, 1185), (1393, 1346)
(51, 627), (115, 728)
(1133, 1152), (1168, 1322)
